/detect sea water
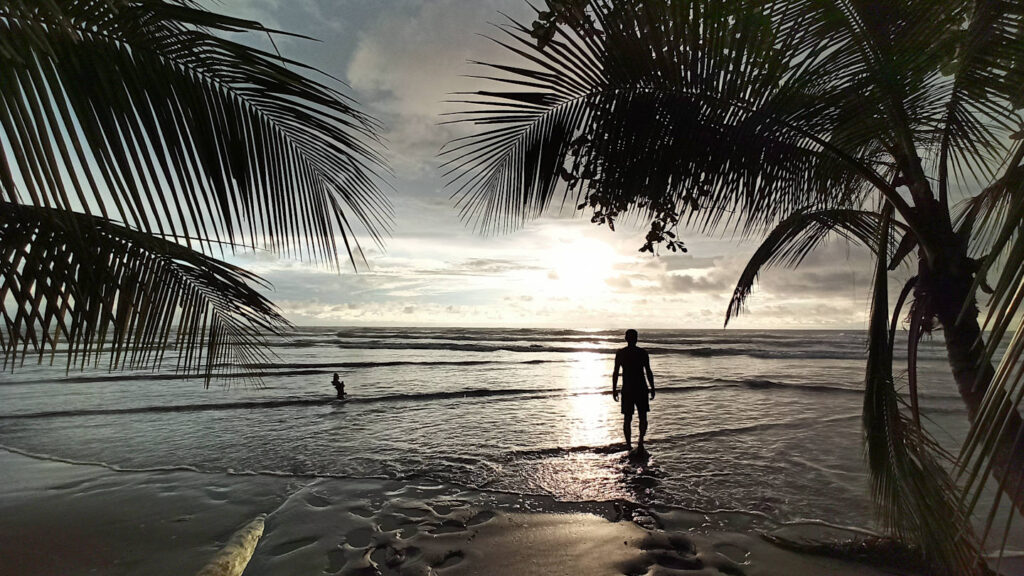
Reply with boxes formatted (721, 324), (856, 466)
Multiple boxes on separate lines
(0, 328), (992, 534)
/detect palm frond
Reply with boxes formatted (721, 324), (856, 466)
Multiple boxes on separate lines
(0, 202), (288, 386)
(0, 0), (391, 267)
(443, 0), (924, 245)
(863, 205), (981, 576)
(935, 0), (1024, 205)
(956, 173), (1024, 559)
(725, 208), (910, 325)
(955, 145), (1024, 260)
(806, 0), (963, 199)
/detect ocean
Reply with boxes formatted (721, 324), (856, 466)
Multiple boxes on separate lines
(0, 328), (990, 537)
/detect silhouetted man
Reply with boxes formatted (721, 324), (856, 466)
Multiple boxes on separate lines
(612, 329), (655, 452)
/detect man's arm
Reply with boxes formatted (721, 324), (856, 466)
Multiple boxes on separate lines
(645, 352), (655, 399)
(612, 352), (621, 401)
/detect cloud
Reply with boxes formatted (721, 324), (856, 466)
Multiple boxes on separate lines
(605, 275), (634, 290)
(206, 4), (912, 330)
(766, 270), (863, 296)
(660, 273), (731, 294)
(345, 0), (533, 175)
(660, 254), (720, 271)
(455, 258), (541, 274)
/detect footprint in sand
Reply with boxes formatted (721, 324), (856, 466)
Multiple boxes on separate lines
(370, 544), (422, 568)
(326, 547), (347, 573)
(344, 527), (376, 548)
(638, 533), (703, 572)
(379, 512), (421, 533)
(466, 511), (495, 527)
(393, 506), (430, 520)
(713, 542), (749, 564)
(399, 526), (420, 540)
(431, 550), (464, 569)
(427, 519), (467, 535)
(648, 551), (703, 571)
(429, 504), (454, 515)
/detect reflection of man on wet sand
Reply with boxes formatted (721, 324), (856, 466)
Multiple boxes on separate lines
(612, 329), (655, 453)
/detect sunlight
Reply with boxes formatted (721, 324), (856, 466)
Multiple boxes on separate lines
(542, 237), (618, 299)
(565, 351), (614, 448)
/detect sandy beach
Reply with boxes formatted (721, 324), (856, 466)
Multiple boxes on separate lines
(0, 447), (933, 576)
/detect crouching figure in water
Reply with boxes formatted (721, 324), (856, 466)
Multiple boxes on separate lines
(332, 373), (346, 399)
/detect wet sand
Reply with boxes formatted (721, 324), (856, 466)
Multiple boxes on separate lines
(0, 448), (962, 576)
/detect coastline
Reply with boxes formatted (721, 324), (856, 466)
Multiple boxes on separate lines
(0, 448), (935, 576)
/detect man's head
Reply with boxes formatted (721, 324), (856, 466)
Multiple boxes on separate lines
(624, 329), (638, 345)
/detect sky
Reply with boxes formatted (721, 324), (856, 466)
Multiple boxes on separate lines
(219, 0), (899, 330)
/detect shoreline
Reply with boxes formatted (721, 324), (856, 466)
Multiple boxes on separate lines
(0, 442), (874, 537)
(0, 447), (943, 576)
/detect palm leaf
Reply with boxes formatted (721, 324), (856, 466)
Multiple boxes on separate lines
(956, 166), (1024, 561)
(955, 145), (1024, 263)
(442, 0), (925, 246)
(0, 201), (288, 386)
(725, 208), (911, 325)
(863, 204), (981, 575)
(935, 0), (1024, 207)
(0, 0), (392, 266)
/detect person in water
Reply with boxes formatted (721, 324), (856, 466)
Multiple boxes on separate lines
(612, 329), (655, 452)
(331, 373), (346, 399)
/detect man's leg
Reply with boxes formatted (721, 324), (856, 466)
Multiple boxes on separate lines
(638, 411), (648, 449)
(623, 412), (632, 449)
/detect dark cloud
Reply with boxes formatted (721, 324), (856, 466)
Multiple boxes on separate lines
(661, 254), (720, 271)
(620, 253), (719, 273)
(761, 270), (863, 296)
(660, 273), (731, 294)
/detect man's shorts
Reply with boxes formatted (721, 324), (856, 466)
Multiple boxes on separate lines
(621, 388), (650, 416)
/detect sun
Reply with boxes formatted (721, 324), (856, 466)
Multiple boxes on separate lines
(542, 236), (619, 298)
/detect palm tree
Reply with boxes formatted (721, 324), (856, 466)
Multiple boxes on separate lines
(0, 0), (390, 383)
(443, 0), (1023, 572)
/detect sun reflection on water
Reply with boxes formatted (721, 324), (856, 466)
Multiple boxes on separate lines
(505, 351), (659, 504)
(517, 350), (662, 505)
(565, 352), (614, 448)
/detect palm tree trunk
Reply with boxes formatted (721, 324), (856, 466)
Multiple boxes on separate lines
(935, 270), (1024, 517)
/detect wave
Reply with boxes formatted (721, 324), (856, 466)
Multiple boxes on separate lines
(0, 443), (205, 474)
(708, 378), (861, 394)
(0, 359), (563, 386)
(501, 414), (863, 461)
(244, 358), (557, 370)
(295, 340), (874, 360)
(0, 387), (570, 420)
(13, 377), (856, 422)
(0, 378), (882, 420)
(319, 330), (855, 348)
